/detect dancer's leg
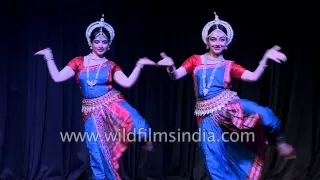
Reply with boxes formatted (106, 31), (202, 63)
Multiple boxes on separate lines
(117, 101), (153, 150)
(234, 99), (295, 158)
(199, 115), (258, 180)
(84, 116), (117, 180)
(235, 99), (282, 142)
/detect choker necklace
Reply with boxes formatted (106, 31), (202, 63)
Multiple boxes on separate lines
(205, 53), (225, 62)
(202, 54), (225, 96)
(86, 54), (106, 88)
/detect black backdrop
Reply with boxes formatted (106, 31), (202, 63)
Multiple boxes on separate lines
(1, 0), (319, 179)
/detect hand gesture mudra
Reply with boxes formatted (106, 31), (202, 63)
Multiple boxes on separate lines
(34, 48), (53, 61)
(263, 45), (287, 63)
(136, 57), (157, 66)
(157, 52), (174, 66)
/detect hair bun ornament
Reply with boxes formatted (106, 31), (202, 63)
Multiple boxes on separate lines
(85, 14), (115, 47)
(201, 11), (234, 46)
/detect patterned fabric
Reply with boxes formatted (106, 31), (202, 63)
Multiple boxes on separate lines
(82, 90), (124, 119)
(194, 89), (238, 116)
(82, 90), (133, 180)
(211, 101), (261, 130)
(180, 54), (279, 180)
(65, 56), (151, 179)
(197, 98), (268, 180)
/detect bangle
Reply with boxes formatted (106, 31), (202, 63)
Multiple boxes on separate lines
(136, 63), (143, 69)
(166, 66), (176, 73)
(45, 58), (54, 62)
(259, 60), (267, 68)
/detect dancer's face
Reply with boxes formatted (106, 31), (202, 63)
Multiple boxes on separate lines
(92, 35), (109, 56)
(207, 30), (227, 55)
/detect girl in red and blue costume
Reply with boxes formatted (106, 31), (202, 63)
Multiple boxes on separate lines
(35, 15), (156, 180)
(156, 12), (296, 180)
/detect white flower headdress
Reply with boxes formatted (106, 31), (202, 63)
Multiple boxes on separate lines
(85, 14), (115, 47)
(201, 12), (234, 46)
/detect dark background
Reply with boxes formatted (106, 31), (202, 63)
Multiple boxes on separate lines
(1, 0), (319, 179)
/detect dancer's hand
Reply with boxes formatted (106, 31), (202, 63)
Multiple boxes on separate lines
(263, 45), (287, 63)
(277, 142), (296, 160)
(137, 57), (157, 66)
(34, 48), (53, 61)
(157, 52), (174, 67)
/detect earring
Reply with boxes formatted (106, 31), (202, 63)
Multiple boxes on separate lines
(90, 46), (92, 49)
(225, 46), (228, 50)
(206, 45), (209, 49)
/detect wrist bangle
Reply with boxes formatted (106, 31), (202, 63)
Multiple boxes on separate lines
(259, 60), (267, 68)
(45, 58), (54, 62)
(166, 66), (176, 73)
(136, 63), (143, 69)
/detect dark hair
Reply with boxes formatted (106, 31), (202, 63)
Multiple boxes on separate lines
(89, 27), (111, 43)
(208, 24), (227, 36)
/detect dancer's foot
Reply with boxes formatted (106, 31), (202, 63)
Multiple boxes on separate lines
(277, 142), (296, 160)
(141, 141), (153, 152)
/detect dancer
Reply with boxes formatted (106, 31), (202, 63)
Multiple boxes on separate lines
(34, 14), (156, 180)
(156, 12), (295, 179)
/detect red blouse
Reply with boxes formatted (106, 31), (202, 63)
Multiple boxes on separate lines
(66, 56), (122, 74)
(181, 55), (246, 79)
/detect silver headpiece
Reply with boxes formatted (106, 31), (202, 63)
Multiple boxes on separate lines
(202, 12), (234, 46)
(85, 14), (115, 47)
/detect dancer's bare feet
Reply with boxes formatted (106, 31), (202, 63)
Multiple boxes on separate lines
(277, 142), (296, 160)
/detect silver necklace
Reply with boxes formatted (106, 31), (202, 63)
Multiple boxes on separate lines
(86, 54), (106, 88)
(202, 54), (224, 96)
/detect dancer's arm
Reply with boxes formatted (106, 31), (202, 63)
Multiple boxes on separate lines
(46, 60), (75, 82)
(113, 58), (157, 88)
(239, 60), (268, 82)
(113, 64), (143, 88)
(166, 66), (188, 80)
(239, 45), (287, 82)
(34, 48), (75, 83)
(158, 52), (194, 80)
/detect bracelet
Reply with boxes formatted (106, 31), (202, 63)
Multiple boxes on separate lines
(136, 63), (143, 69)
(259, 60), (268, 69)
(166, 66), (176, 73)
(45, 57), (54, 62)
